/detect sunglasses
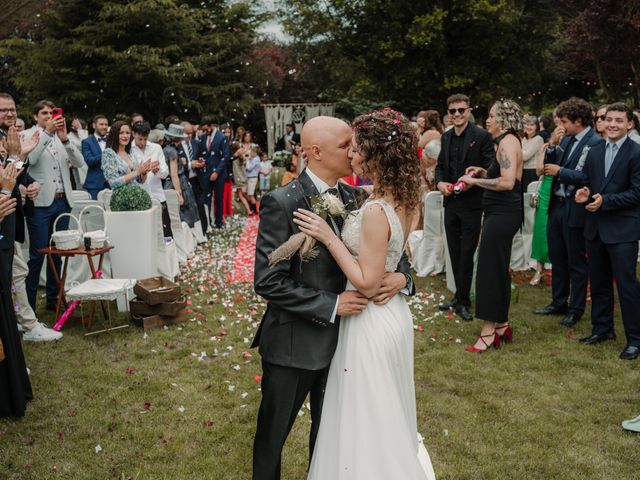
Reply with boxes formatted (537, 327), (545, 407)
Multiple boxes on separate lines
(595, 115), (606, 121)
(448, 107), (469, 115)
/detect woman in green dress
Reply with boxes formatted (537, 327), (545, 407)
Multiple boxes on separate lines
(530, 139), (553, 285)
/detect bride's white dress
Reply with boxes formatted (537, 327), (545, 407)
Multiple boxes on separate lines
(308, 199), (436, 480)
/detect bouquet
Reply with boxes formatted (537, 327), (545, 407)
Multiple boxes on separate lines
(268, 189), (349, 266)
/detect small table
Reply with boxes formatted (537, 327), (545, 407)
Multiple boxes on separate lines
(38, 245), (114, 326)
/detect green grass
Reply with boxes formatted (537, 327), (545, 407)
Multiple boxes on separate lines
(1, 218), (639, 479)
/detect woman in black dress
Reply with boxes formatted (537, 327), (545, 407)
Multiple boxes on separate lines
(0, 190), (33, 417)
(457, 100), (524, 352)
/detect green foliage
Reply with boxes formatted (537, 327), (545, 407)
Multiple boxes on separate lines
(270, 149), (292, 167)
(0, 0), (267, 123)
(278, 0), (566, 115)
(110, 183), (152, 211)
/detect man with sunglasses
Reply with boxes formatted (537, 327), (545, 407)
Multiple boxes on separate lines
(435, 94), (495, 321)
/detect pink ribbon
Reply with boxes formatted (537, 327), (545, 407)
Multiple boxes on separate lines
(52, 270), (103, 332)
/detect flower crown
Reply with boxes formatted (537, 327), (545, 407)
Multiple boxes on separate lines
(354, 107), (405, 142)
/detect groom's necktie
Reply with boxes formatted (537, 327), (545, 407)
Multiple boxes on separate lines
(325, 187), (344, 232)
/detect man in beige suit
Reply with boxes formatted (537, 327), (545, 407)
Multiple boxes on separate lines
(23, 100), (85, 311)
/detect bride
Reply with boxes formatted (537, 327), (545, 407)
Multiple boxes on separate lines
(293, 108), (436, 480)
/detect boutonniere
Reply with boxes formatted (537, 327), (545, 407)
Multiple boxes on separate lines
(268, 191), (350, 266)
(469, 140), (476, 148)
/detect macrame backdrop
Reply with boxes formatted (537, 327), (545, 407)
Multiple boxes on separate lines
(264, 103), (336, 157)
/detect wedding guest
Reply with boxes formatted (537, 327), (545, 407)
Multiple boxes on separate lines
(234, 131), (257, 213)
(24, 100), (85, 311)
(442, 114), (453, 131)
(594, 104), (609, 140)
(14, 118), (25, 133)
(234, 125), (246, 143)
(522, 115), (544, 190)
(0, 190), (33, 418)
(435, 93), (495, 321)
(181, 121), (209, 229)
(458, 99), (524, 352)
(535, 97), (603, 328)
(629, 112), (640, 144)
(163, 124), (199, 228)
(246, 145), (261, 214)
(280, 161), (298, 186)
(529, 135), (554, 286)
(538, 115), (552, 142)
(422, 139), (440, 193)
(275, 123), (300, 152)
(291, 143), (302, 172)
(220, 124), (234, 217)
(231, 142), (251, 214)
(81, 114), (110, 199)
(259, 151), (273, 194)
(130, 121), (171, 237)
(199, 116), (229, 229)
(561, 103), (640, 360)
(418, 110), (443, 149)
(130, 113), (144, 125)
(101, 121), (151, 189)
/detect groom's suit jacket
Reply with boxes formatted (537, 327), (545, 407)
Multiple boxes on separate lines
(253, 169), (413, 371)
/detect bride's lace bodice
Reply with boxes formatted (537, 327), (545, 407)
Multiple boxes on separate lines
(341, 199), (405, 272)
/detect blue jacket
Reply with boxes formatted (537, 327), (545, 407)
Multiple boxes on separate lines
(560, 138), (640, 244)
(82, 135), (110, 191)
(545, 127), (603, 228)
(198, 130), (230, 188)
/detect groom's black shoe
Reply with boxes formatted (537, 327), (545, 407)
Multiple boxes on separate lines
(533, 303), (568, 315)
(455, 305), (473, 322)
(619, 345), (640, 360)
(579, 331), (616, 345)
(438, 298), (458, 311)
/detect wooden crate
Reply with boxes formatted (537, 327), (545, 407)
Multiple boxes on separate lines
(129, 296), (186, 317)
(130, 310), (189, 330)
(133, 276), (180, 305)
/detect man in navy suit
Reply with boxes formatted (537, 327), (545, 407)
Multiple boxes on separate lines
(81, 114), (110, 199)
(198, 116), (230, 229)
(536, 97), (604, 328)
(560, 103), (640, 360)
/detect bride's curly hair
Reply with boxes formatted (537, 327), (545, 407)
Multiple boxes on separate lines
(353, 108), (421, 212)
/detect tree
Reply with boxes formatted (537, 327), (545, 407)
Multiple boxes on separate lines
(277, 0), (566, 117)
(559, 0), (640, 104)
(0, 0), (267, 123)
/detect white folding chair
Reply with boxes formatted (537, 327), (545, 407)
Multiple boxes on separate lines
(151, 199), (179, 279)
(408, 191), (445, 276)
(164, 189), (195, 264)
(97, 189), (113, 211)
(71, 190), (91, 203)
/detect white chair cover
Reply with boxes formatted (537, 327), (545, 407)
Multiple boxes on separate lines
(97, 189), (113, 210)
(71, 190), (91, 203)
(408, 191), (445, 276)
(191, 221), (207, 244)
(164, 189), (195, 264)
(151, 199), (179, 280)
(510, 193), (536, 270)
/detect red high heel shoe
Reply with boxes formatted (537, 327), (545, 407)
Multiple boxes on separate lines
(496, 324), (513, 344)
(465, 332), (500, 353)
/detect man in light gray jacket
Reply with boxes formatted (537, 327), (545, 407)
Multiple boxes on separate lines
(23, 100), (85, 311)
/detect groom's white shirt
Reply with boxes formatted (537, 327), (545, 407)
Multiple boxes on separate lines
(305, 167), (340, 323)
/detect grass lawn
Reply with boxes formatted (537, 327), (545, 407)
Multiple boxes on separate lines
(1, 216), (639, 479)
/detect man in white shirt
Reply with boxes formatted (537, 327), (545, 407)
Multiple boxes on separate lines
(130, 121), (171, 238)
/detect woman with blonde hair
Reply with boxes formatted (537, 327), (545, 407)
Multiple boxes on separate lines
(457, 99), (524, 352)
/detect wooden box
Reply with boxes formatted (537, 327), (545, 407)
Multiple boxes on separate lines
(130, 310), (189, 330)
(133, 276), (180, 305)
(129, 296), (186, 317)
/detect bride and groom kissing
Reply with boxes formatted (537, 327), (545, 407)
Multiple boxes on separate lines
(251, 112), (436, 480)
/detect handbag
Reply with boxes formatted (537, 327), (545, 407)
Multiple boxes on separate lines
(529, 176), (544, 209)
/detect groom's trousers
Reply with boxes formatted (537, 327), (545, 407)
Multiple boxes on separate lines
(253, 360), (328, 480)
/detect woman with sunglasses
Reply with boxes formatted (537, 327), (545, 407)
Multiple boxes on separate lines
(457, 99), (524, 352)
(594, 104), (609, 140)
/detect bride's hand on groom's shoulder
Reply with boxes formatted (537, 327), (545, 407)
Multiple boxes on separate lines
(337, 291), (369, 316)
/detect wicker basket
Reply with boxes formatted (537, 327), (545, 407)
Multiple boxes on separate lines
(50, 213), (83, 250)
(79, 204), (108, 249)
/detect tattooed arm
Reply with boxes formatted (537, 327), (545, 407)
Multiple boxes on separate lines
(458, 135), (522, 191)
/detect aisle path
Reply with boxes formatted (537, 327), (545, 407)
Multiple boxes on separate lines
(227, 215), (260, 283)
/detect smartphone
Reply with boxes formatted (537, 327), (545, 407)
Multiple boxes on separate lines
(51, 107), (63, 118)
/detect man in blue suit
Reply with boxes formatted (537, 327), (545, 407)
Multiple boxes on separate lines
(198, 116), (230, 229)
(535, 97), (604, 328)
(81, 114), (110, 199)
(560, 103), (640, 360)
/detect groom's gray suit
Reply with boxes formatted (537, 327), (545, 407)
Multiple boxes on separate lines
(252, 169), (414, 480)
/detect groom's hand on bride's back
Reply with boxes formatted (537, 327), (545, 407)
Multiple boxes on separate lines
(337, 291), (369, 316)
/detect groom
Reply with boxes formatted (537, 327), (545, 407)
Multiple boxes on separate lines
(252, 116), (415, 480)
